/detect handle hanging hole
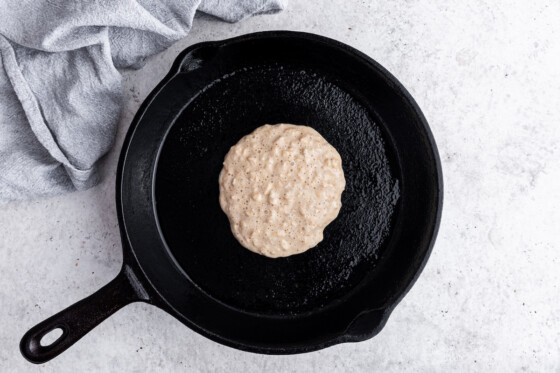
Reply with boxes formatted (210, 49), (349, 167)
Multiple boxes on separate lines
(40, 328), (64, 347)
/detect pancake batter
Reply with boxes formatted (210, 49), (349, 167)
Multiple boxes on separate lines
(219, 124), (345, 258)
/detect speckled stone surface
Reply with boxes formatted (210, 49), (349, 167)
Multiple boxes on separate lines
(1, 0), (560, 371)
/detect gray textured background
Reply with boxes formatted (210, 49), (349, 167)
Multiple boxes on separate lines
(1, 0), (560, 371)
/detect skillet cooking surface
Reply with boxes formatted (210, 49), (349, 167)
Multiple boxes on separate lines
(155, 65), (400, 315)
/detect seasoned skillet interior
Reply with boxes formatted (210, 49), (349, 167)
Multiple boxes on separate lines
(155, 64), (400, 315)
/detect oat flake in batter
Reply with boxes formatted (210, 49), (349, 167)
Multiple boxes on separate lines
(218, 124), (345, 258)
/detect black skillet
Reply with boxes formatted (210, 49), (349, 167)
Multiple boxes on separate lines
(20, 31), (443, 363)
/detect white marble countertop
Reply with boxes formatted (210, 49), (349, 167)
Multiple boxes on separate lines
(2, 0), (560, 371)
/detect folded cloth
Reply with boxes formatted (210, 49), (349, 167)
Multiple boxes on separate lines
(0, 0), (285, 204)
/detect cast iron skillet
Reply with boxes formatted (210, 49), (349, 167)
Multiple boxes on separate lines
(20, 31), (443, 363)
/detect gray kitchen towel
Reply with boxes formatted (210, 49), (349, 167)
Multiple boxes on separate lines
(0, 0), (285, 204)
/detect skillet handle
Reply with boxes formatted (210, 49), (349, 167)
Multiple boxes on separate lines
(20, 264), (149, 364)
(172, 42), (218, 74)
(341, 309), (388, 342)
